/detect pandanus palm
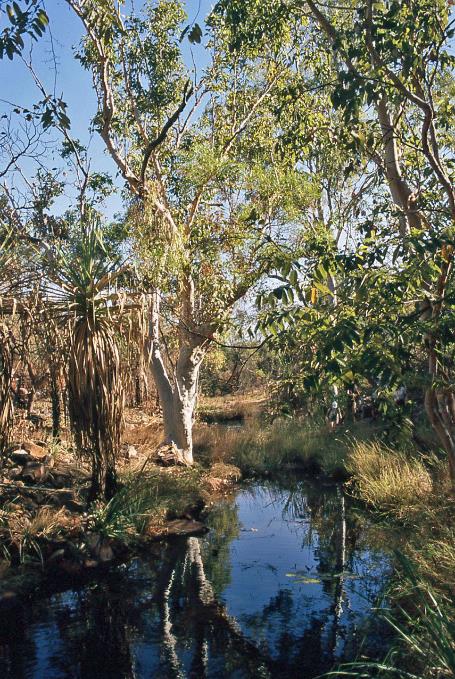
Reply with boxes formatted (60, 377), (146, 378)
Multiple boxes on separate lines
(45, 221), (129, 500)
(0, 231), (16, 459)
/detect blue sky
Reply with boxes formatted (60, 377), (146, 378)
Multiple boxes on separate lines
(0, 0), (214, 218)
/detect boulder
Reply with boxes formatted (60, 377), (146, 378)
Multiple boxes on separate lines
(85, 533), (114, 562)
(146, 518), (208, 539)
(47, 548), (66, 565)
(20, 462), (48, 483)
(127, 445), (138, 459)
(8, 467), (23, 480)
(121, 443), (138, 460)
(21, 441), (47, 459)
(156, 442), (188, 466)
(10, 449), (31, 466)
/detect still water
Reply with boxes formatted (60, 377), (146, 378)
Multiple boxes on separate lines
(0, 479), (394, 679)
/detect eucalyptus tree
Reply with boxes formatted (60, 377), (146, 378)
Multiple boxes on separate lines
(65, 0), (314, 463)
(304, 0), (455, 484)
(215, 0), (455, 486)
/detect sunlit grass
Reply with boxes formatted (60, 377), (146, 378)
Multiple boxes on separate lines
(194, 417), (377, 479)
(347, 440), (433, 519)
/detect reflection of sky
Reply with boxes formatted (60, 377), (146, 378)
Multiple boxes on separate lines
(0, 481), (393, 679)
(212, 484), (391, 662)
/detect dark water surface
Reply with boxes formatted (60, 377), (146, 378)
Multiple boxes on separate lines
(0, 479), (395, 679)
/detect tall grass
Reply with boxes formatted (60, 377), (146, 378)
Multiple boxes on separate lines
(347, 441), (433, 519)
(87, 467), (204, 539)
(1, 506), (74, 564)
(326, 554), (455, 679)
(194, 418), (375, 479)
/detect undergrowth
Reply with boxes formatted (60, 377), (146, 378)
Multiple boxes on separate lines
(87, 466), (204, 540)
(194, 418), (378, 479)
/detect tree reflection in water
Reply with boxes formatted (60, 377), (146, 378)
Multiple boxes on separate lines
(0, 479), (393, 679)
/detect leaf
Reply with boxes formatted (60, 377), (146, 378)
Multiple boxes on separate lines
(310, 287), (317, 304)
(179, 24), (190, 42)
(6, 5), (15, 23)
(188, 23), (203, 44)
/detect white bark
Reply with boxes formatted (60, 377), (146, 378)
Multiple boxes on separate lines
(148, 290), (207, 465)
(375, 97), (423, 236)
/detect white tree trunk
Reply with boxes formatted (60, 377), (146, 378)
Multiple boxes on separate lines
(148, 290), (207, 465)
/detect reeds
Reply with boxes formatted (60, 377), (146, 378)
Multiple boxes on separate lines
(326, 554), (455, 679)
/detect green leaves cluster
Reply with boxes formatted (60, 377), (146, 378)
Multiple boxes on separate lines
(0, 0), (48, 60)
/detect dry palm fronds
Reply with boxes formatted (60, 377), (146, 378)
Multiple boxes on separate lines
(0, 325), (13, 456)
(68, 318), (124, 500)
(41, 217), (132, 500)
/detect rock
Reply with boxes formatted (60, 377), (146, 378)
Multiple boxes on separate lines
(21, 441), (47, 459)
(45, 489), (77, 506)
(50, 474), (67, 489)
(127, 445), (138, 459)
(85, 533), (114, 562)
(147, 519), (208, 539)
(121, 443), (138, 459)
(83, 559), (99, 569)
(209, 463), (241, 481)
(58, 560), (83, 577)
(204, 477), (228, 493)
(0, 590), (19, 612)
(20, 462), (48, 483)
(156, 442), (188, 467)
(0, 560), (10, 578)
(8, 467), (23, 479)
(10, 449), (32, 465)
(45, 455), (55, 469)
(47, 548), (66, 564)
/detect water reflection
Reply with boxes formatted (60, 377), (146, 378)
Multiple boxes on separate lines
(0, 479), (393, 679)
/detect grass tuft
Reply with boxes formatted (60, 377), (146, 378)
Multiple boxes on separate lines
(347, 441), (433, 519)
(194, 418), (377, 479)
(86, 466), (204, 540)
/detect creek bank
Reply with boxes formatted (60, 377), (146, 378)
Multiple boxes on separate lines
(0, 477), (396, 679)
(0, 439), (241, 601)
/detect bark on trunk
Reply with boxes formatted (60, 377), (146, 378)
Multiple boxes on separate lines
(88, 451), (117, 502)
(375, 97), (423, 236)
(148, 291), (207, 465)
(49, 366), (61, 441)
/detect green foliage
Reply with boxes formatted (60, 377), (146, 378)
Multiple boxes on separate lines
(43, 216), (130, 500)
(87, 467), (204, 539)
(347, 441), (434, 521)
(0, 0), (48, 60)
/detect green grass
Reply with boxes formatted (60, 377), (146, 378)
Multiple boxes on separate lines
(346, 440), (434, 520)
(86, 466), (204, 540)
(194, 417), (379, 480)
